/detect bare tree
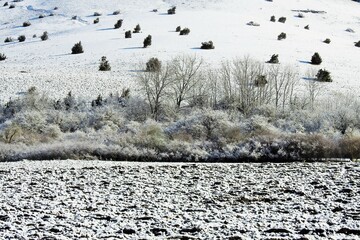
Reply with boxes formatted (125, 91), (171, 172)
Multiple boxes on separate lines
(305, 68), (322, 110)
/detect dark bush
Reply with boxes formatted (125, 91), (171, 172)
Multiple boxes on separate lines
(146, 57), (161, 72)
(9, 4), (15, 9)
(143, 35), (152, 48)
(179, 28), (190, 35)
(168, 6), (176, 14)
(254, 75), (268, 86)
(304, 25), (309, 30)
(278, 32), (286, 40)
(71, 41), (84, 54)
(297, 13), (304, 18)
(113, 10), (121, 15)
(323, 38), (331, 44)
(267, 54), (279, 64)
(40, 31), (48, 41)
(72, 16), (77, 20)
(23, 21), (31, 27)
(94, 18), (99, 24)
(4, 37), (13, 43)
(270, 16), (276, 22)
(201, 41), (215, 49)
(49, 13), (54, 17)
(3, 2), (9, 7)
(133, 24), (141, 33)
(114, 19), (123, 29)
(93, 12), (102, 16)
(125, 30), (132, 38)
(18, 35), (26, 42)
(39, 14), (45, 19)
(316, 69), (332, 82)
(355, 41), (360, 47)
(54, 7), (58, 10)
(91, 95), (103, 107)
(311, 52), (322, 65)
(33, 34), (37, 38)
(278, 17), (286, 23)
(0, 53), (6, 61)
(176, 26), (181, 32)
(99, 56), (111, 71)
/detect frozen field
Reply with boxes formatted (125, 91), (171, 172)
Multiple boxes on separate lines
(0, 160), (359, 239)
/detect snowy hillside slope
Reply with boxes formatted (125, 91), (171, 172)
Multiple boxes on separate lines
(0, 0), (359, 102)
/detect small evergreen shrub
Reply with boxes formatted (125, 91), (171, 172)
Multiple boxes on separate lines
(133, 24), (141, 33)
(3, 2), (9, 7)
(23, 21), (31, 27)
(94, 18), (99, 24)
(0, 53), (6, 61)
(114, 19), (123, 29)
(146, 57), (161, 72)
(18, 35), (26, 42)
(33, 34), (37, 38)
(323, 38), (331, 44)
(168, 6), (176, 14)
(267, 54), (279, 64)
(201, 41), (215, 49)
(316, 69), (332, 82)
(143, 35), (152, 48)
(4, 37), (13, 43)
(270, 16), (276, 22)
(355, 41), (360, 47)
(254, 75), (268, 86)
(54, 7), (58, 10)
(304, 25), (309, 30)
(72, 16), (77, 20)
(71, 41), (84, 54)
(99, 56), (111, 71)
(9, 4), (15, 9)
(311, 52), (322, 65)
(278, 32), (286, 40)
(278, 17), (286, 23)
(125, 30), (132, 38)
(93, 12), (102, 16)
(40, 31), (48, 41)
(39, 14), (45, 19)
(113, 10), (121, 15)
(297, 13), (305, 18)
(49, 13), (54, 17)
(176, 26), (181, 32)
(91, 95), (103, 107)
(179, 28), (190, 35)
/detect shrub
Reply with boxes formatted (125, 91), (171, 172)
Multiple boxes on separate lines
(316, 69), (332, 82)
(99, 56), (111, 71)
(304, 25), (309, 30)
(113, 10), (121, 15)
(94, 18), (99, 24)
(270, 16), (276, 22)
(54, 7), (58, 10)
(133, 24), (141, 33)
(168, 6), (176, 14)
(143, 35), (152, 48)
(355, 41), (360, 47)
(3, 2), (8, 7)
(0, 53), (6, 61)
(179, 28), (190, 35)
(277, 32), (286, 40)
(72, 16), (77, 20)
(323, 38), (331, 44)
(267, 54), (279, 64)
(40, 31), (48, 41)
(4, 37), (13, 43)
(9, 4), (15, 9)
(278, 17), (286, 23)
(311, 52), (322, 65)
(18, 35), (26, 42)
(93, 12), (102, 16)
(49, 13), (54, 17)
(23, 21), (31, 27)
(254, 75), (267, 86)
(39, 14), (45, 19)
(91, 95), (103, 107)
(33, 34), (37, 38)
(71, 41), (84, 54)
(125, 30), (132, 38)
(176, 26), (181, 32)
(114, 19), (123, 29)
(297, 13), (304, 18)
(200, 41), (215, 49)
(146, 57), (161, 72)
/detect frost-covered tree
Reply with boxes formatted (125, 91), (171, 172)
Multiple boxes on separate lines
(146, 58), (161, 72)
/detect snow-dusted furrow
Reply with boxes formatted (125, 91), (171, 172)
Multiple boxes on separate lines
(0, 161), (359, 239)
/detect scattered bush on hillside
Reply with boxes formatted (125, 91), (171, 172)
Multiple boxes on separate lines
(23, 21), (31, 27)
(355, 41), (360, 47)
(0, 53), (6, 61)
(72, 16), (77, 20)
(278, 32), (286, 40)
(91, 95), (103, 107)
(297, 13), (305, 18)
(168, 6), (176, 15)
(278, 17), (286, 23)
(201, 41), (215, 49)
(3, 2), (9, 7)
(270, 16), (276, 22)
(49, 13), (54, 17)
(33, 34), (37, 38)
(9, 4), (15, 9)
(4, 37), (13, 43)
(40, 31), (48, 41)
(346, 28), (355, 33)
(18, 35), (26, 42)
(133, 24), (141, 33)
(143, 35), (152, 48)
(54, 7), (58, 10)
(146, 57), (161, 72)
(323, 38), (331, 44)
(113, 10), (121, 15)
(179, 28), (190, 35)
(266, 54), (279, 64)
(304, 25), (309, 30)
(99, 56), (111, 71)
(93, 12), (102, 16)
(311, 52), (322, 65)
(176, 26), (181, 32)
(94, 18), (99, 24)
(254, 75), (268, 87)
(39, 14), (45, 19)
(71, 41), (84, 54)
(114, 19), (123, 29)
(247, 21), (260, 26)
(316, 69), (332, 82)
(125, 30), (132, 38)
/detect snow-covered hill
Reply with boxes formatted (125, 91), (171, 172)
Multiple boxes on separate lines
(0, 0), (359, 101)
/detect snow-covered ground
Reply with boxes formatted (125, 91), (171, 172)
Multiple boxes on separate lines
(1, 0), (360, 102)
(0, 160), (359, 239)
